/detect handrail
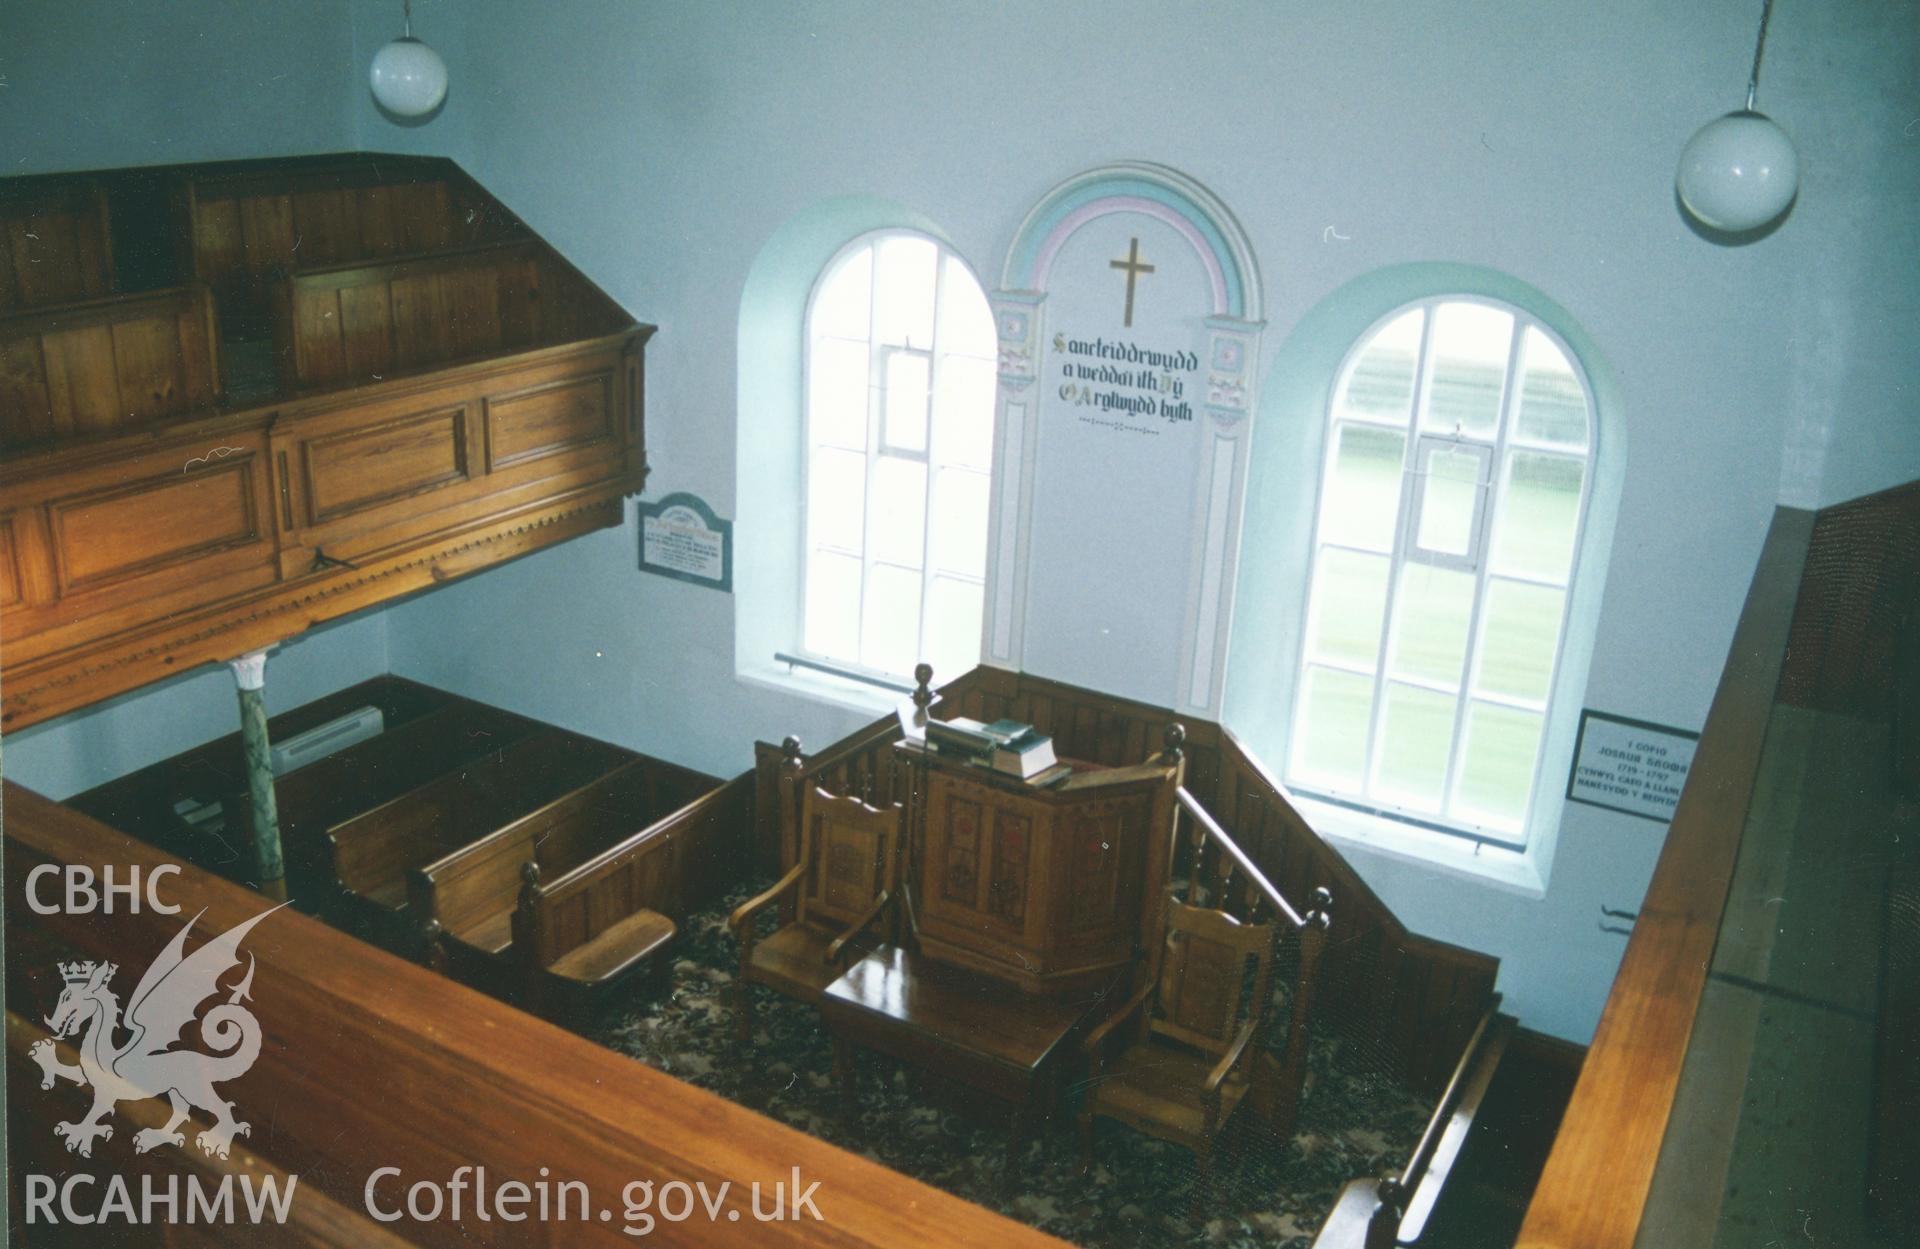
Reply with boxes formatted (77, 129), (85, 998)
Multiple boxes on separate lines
(1175, 785), (1307, 929)
(1517, 506), (1815, 1249)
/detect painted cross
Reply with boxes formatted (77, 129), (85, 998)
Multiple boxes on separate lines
(1108, 237), (1155, 328)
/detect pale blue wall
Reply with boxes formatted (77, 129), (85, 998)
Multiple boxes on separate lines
(2, 614), (390, 801)
(0, 0), (357, 172)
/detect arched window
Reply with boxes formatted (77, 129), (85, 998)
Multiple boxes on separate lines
(800, 231), (997, 683)
(1289, 297), (1594, 845)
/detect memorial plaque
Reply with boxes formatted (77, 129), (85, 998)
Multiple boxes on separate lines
(638, 492), (732, 591)
(1566, 710), (1699, 822)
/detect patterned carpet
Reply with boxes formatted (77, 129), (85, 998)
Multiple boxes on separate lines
(585, 885), (1432, 1249)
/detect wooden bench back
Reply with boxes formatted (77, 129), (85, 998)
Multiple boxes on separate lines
(1150, 897), (1275, 1058)
(326, 727), (635, 898)
(0, 285), (220, 447)
(0, 178), (115, 311)
(412, 755), (713, 941)
(271, 240), (618, 392)
(518, 772), (748, 967)
(182, 158), (516, 335)
(796, 785), (903, 933)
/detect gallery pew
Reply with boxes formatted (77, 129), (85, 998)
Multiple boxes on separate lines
(515, 772), (756, 1016)
(0, 176), (115, 310)
(0, 284), (221, 448)
(322, 724), (638, 944)
(271, 239), (618, 392)
(181, 154), (520, 336)
(6, 1014), (417, 1249)
(410, 755), (718, 996)
(4, 781), (1068, 1249)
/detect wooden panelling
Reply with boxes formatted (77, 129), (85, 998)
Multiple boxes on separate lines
(4, 783), (1070, 1249)
(0, 513), (21, 609)
(486, 371), (616, 470)
(0, 285), (220, 447)
(52, 454), (259, 591)
(301, 404), (471, 523)
(1517, 508), (1814, 1249)
(1780, 479), (1920, 720)
(0, 178), (114, 310)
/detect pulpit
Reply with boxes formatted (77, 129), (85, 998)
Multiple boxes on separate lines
(896, 741), (1181, 997)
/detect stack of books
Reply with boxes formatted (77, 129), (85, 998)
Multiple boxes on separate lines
(925, 716), (1064, 782)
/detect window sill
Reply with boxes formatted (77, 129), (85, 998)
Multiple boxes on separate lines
(1293, 794), (1548, 900)
(736, 660), (904, 719)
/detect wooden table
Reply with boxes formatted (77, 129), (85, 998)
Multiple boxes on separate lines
(821, 945), (1110, 1176)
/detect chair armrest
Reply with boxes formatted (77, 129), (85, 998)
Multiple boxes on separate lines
(1083, 980), (1155, 1058)
(1204, 1019), (1258, 1093)
(728, 861), (807, 941)
(825, 888), (893, 964)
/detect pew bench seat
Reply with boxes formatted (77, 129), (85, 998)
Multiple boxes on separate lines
(456, 906), (517, 957)
(548, 908), (676, 986)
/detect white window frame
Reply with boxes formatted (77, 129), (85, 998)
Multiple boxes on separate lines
(1288, 295), (1597, 848)
(796, 229), (994, 686)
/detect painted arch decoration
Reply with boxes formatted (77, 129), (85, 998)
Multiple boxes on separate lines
(983, 163), (1265, 717)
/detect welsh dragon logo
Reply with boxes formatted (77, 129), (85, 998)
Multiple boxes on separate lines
(29, 904), (283, 1160)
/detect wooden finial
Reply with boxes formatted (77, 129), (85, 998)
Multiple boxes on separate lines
(782, 735), (805, 771)
(518, 860), (542, 908)
(912, 663), (934, 710)
(1310, 885), (1333, 929)
(1162, 722), (1186, 762)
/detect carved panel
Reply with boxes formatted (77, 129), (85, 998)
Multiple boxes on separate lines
(988, 812), (1030, 924)
(50, 456), (259, 594)
(941, 797), (983, 906)
(300, 406), (470, 525)
(485, 372), (615, 472)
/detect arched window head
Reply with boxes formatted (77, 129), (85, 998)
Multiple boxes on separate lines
(801, 231), (997, 683)
(1290, 297), (1594, 845)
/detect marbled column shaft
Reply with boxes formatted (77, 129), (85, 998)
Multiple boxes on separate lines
(236, 684), (286, 900)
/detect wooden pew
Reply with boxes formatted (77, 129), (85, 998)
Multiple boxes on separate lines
(0, 177), (115, 310)
(181, 155), (519, 336)
(270, 240), (621, 392)
(5, 781), (1067, 1249)
(0, 285), (220, 447)
(323, 725), (636, 945)
(515, 772), (755, 1016)
(410, 754), (717, 997)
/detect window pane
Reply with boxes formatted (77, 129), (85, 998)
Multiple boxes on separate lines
(860, 562), (922, 675)
(1294, 666), (1374, 791)
(1415, 445), (1484, 558)
(873, 235), (937, 349)
(883, 351), (930, 452)
(1491, 450), (1583, 583)
(933, 354), (996, 471)
(1307, 547), (1388, 669)
(930, 467), (989, 577)
(1321, 424), (1405, 552)
(809, 337), (869, 451)
(804, 551), (861, 662)
(1388, 563), (1473, 687)
(1334, 308), (1422, 426)
(937, 254), (996, 359)
(811, 246), (872, 341)
(1455, 703), (1543, 832)
(1421, 303), (1511, 438)
(924, 575), (984, 680)
(1514, 327), (1588, 448)
(1477, 579), (1564, 703)
(869, 457), (927, 568)
(807, 447), (866, 553)
(1376, 683), (1455, 809)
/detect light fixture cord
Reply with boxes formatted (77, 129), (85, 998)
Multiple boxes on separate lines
(1746, 0), (1776, 111)
(402, 0), (413, 39)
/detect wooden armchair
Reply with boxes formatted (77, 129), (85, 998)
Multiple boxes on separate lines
(728, 783), (902, 1042)
(1079, 894), (1276, 1211)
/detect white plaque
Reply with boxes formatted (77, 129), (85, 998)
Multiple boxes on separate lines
(1567, 710), (1699, 822)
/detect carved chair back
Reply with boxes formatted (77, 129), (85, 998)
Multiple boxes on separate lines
(795, 786), (901, 935)
(1148, 896), (1275, 1058)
